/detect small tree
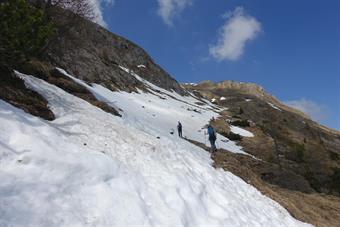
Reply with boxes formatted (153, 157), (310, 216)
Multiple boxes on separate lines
(0, 0), (55, 66)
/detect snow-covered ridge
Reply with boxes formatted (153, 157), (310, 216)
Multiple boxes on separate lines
(0, 70), (311, 226)
(268, 102), (282, 111)
(182, 82), (198, 86)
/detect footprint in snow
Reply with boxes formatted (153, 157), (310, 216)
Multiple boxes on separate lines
(17, 155), (31, 165)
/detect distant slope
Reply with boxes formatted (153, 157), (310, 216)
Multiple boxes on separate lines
(188, 80), (310, 118)
(184, 81), (340, 196)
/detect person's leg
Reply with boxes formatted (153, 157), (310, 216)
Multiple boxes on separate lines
(212, 141), (217, 152)
(209, 140), (214, 152)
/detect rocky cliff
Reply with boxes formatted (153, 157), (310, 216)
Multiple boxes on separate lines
(41, 8), (185, 95)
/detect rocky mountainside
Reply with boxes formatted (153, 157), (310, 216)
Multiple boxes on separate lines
(5, 7), (186, 119)
(41, 8), (185, 94)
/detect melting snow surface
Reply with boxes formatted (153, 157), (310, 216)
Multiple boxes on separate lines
(63, 67), (244, 154)
(0, 71), (312, 227)
(230, 126), (255, 137)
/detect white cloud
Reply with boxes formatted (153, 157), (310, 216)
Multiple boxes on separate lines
(59, 0), (113, 27)
(209, 7), (261, 61)
(284, 99), (329, 121)
(157, 0), (192, 26)
(89, 0), (114, 27)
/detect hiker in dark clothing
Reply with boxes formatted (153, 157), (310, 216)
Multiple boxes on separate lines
(177, 121), (182, 138)
(207, 125), (217, 152)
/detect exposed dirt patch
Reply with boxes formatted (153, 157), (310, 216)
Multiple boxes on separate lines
(186, 138), (340, 227)
(0, 64), (55, 120)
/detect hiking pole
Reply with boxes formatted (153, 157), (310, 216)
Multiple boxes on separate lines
(204, 131), (207, 146)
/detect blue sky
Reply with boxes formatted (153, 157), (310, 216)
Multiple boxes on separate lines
(98, 0), (339, 130)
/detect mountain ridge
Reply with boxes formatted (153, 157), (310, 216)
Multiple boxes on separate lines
(185, 79), (340, 134)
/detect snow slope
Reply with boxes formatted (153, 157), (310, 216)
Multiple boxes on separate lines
(0, 72), (312, 227)
(58, 67), (245, 154)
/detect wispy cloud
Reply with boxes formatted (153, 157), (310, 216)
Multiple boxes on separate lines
(157, 0), (192, 26)
(284, 98), (329, 121)
(89, 0), (114, 27)
(209, 7), (261, 61)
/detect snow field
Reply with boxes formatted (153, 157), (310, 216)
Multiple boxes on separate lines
(59, 67), (246, 154)
(0, 71), (312, 226)
(230, 126), (255, 137)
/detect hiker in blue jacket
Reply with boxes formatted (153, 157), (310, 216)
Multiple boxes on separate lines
(207, 124), (217, 152)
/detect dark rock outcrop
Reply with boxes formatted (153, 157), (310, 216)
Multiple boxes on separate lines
(19, 60), (121, 117)
(0, 64), (55, 120)
(42, 8), (186, 95)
